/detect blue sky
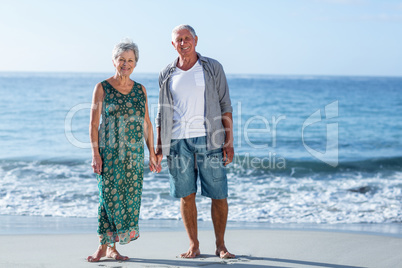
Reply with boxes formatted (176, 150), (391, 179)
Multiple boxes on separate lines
(1, 0), (402, 76)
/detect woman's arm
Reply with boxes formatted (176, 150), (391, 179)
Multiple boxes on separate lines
(142, 85), (161, 173)
(89, 82), (104, 174)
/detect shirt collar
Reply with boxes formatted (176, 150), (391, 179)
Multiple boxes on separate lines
(169, 52), (206, 71)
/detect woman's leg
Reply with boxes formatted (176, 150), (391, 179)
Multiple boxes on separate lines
(87, 244), (108, 262)
(87, 243), (129, 262)
(106, 244), (129, 261)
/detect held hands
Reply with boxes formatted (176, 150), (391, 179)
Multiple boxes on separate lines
(149, 151), (162, 173)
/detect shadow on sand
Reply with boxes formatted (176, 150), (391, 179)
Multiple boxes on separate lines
(90, 254), (365, 268)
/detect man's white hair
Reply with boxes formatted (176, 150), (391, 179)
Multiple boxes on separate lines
(171, 24), (197, 41)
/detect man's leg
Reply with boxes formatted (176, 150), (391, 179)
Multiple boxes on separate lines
(180, 192), (201, 258)
(211, 198), (235, 259)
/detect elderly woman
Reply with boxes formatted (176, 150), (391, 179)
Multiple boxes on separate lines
(87, 39), (159, 262)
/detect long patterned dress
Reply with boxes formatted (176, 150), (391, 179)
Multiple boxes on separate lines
(96, 80), (145, 246)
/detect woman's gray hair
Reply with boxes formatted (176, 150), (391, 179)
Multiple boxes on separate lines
(171, 24), (197, 41)
(112, 38), (139, 63)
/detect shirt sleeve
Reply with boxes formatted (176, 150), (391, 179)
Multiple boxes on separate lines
(214, 61), (233, 114)
(155, 71), (163, 128)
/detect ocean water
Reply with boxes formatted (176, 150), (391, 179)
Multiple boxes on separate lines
(0, 72), (401, 225)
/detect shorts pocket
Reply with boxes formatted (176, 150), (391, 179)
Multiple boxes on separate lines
(206, 150), (226, 181)
(167, 155), (178, 177)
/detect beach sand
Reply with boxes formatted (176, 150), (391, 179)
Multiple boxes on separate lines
(1, 229), (401, 268)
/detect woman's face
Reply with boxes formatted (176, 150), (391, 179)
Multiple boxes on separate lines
(113, 50), (136, 76)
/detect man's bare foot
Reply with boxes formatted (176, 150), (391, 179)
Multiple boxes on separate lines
(216, 246), (235, 259)
(106, 246), (129, 261)
(87, 245), (107, 262)
(180, 248), (201, 258)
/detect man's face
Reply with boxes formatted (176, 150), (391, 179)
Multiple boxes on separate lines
(172, 29), (198, 57)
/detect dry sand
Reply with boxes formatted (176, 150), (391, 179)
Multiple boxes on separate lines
(1, 229), (401, 268)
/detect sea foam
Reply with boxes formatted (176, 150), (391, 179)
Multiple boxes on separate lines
(1, 159), (401, 224)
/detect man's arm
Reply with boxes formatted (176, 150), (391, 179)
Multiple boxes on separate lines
(155, 127), (163, 166)
(222, 112), (234, 166)
(213, 60), (234, 165)
(155, 69), (164, 167)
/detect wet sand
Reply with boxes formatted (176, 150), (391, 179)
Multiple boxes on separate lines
(1, 229), (401, 267)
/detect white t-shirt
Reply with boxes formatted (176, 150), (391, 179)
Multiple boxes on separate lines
(169, 60), (206, 139)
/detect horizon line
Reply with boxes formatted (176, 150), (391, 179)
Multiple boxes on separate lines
(0, 70), (401, 79)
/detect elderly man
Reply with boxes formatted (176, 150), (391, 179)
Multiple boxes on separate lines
(156, 24), (235, 259)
